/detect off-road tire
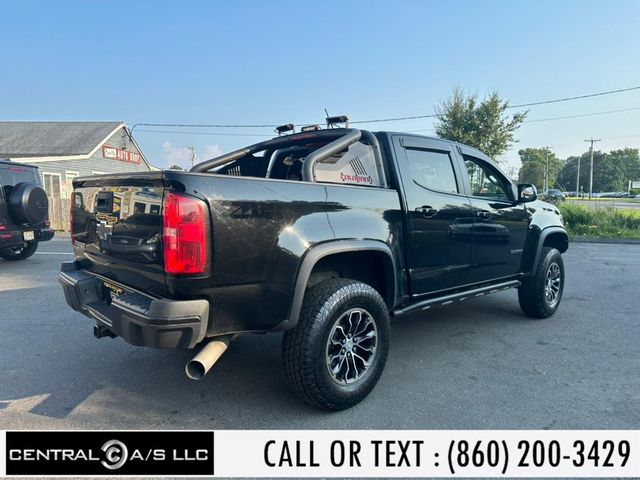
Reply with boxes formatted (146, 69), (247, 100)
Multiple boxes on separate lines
(0, 241), (39, 261)
(282, 278), (390, 410)
(518, 247), (564, 318)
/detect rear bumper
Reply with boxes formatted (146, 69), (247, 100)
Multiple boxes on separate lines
(0, 228), (54, 248)
(58, 261), (209, 349)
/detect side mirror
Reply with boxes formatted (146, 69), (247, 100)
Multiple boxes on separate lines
(518, 184), (537, 203)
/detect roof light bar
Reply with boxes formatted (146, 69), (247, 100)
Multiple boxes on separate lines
(326, 115), (349, 129)
(275, 124), (295, 136)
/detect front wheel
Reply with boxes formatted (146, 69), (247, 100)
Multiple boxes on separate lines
(282, 278), (390, 410)
(518, 247), (564, 318)
(0, 241), (39, 261)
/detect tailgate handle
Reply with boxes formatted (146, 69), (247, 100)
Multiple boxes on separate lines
(101, 239), (158, 254)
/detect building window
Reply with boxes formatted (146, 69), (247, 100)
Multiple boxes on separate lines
(42, 172), (62, 198)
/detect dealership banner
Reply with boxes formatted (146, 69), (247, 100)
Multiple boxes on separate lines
(1, 430), (639, 477)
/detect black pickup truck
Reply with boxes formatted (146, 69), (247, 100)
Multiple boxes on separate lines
(59, 127), (568, 410)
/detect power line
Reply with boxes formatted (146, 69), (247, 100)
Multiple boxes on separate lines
(342, 86), (640, 124)
(343, 86), (640, 124)
(509, 86), (640, 108)
(598, 132), (640, 141)
(132, 122), (280, 130)
(130, 85), (640, 130)
(136, 128), (272, 137)
(524, 106), (640, 123)
(394, 106), (640, 134)
(543, 132), (640, 149)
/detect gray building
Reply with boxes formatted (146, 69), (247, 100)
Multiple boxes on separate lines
(0, 121), (155, 200)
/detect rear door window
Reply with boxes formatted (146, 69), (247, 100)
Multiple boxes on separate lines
(404, 148), (459, 194)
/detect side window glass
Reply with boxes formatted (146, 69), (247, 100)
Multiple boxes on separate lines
(463, 155), (510, 201)
(405, 148), (458, 194)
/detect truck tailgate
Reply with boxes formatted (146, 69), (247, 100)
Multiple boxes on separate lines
(70, 172), (169, 297)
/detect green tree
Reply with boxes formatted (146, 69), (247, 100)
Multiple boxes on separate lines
(592, 152), (627, 192)
(518, 161), (545, 189)
(557, 151), (629, 193)
(609, 148), (640, 181)
(556, 156), (590, 193)
(434, 89), (528, 161)
(517, 147), (562, 190)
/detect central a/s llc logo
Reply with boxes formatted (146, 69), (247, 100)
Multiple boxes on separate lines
(6, 431), (215, 476)
(100, 438), (210, 470)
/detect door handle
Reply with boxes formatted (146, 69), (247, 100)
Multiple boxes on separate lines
(416, 206), (438, 218)
(477, 210), (491, 220)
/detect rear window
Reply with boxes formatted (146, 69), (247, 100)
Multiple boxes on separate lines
(0, 164), (38, 186)
(0, 164), (39, 200)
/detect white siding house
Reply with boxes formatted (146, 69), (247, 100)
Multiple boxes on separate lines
(0, 121), (156, 199)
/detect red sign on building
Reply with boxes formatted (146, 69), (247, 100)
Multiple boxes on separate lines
(102, 145), (141, 164)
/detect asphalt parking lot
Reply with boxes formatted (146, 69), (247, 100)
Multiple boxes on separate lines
(0, 238), (638, 430)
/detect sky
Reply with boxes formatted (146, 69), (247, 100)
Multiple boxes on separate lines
(1, 0), (640, 174)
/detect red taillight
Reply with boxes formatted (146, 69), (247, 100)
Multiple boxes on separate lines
(162, 191), (210, 275)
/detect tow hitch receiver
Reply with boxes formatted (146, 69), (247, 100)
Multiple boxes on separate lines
(94, 324), (117, 339)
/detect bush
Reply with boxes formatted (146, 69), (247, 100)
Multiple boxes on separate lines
(559, 203), (640, 239)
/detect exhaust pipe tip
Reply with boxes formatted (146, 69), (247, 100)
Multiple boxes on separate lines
(185, 335), (233, 381)
(185, 360), (207, 380)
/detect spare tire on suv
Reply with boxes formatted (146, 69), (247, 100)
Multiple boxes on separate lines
(7, 182), (49, 225)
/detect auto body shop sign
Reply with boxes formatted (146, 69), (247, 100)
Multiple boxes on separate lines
(102, 145), (141, 164)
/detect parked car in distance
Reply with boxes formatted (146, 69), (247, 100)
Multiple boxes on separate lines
(59, 127), (568, 410)
(0, 159), (54, 260)
(542, 189), (566, 202)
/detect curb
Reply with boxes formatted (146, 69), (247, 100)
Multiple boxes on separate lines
(570, 237), (640, 245)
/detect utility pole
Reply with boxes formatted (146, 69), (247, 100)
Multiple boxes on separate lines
(544, 147), (550, 192)
(585, 138), (601, 199)
(188, 146), (196, 169)
(576, 154), (581, 197)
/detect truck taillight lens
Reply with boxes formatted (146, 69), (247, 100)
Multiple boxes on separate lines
(162, 191), (210, 275)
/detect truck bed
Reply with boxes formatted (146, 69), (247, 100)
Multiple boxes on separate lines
(71, 170), (404, 337)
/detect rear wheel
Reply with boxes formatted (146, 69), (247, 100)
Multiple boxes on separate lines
(282, 278), (390, 410)
(0, 241), (39, 261)
(518, 247), (564, 318)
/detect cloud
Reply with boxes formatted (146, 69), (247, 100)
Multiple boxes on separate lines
(204, 144), (222, 159)
(160, 142), (222, 167)
(162, 141), (192, 165)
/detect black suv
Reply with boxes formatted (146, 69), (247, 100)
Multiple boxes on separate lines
(0, 159), (54, 260)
